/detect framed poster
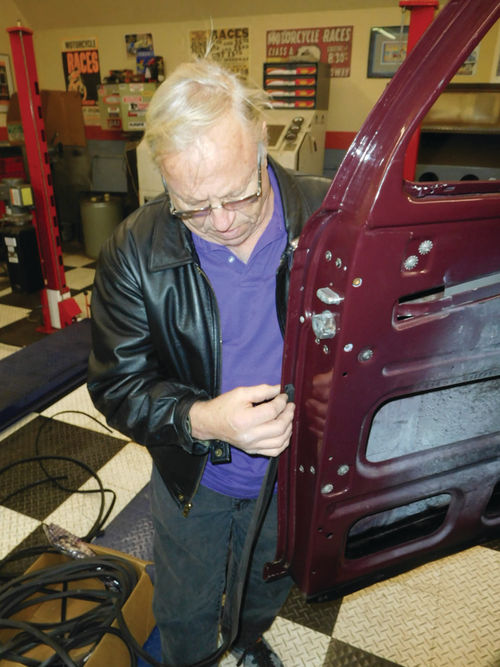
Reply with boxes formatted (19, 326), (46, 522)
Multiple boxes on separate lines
(190, 28), (250, 77)
(492, 31), (500, 82)
(61, 38), (101, 106)
(0, 54), (14, 107)
(266, 26), (353, 78)
(367, 26), (409, 78)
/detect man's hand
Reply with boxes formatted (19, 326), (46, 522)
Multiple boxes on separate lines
(189, 384), (295, 457)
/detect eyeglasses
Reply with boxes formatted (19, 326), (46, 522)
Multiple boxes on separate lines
(163, 156), (262, 221)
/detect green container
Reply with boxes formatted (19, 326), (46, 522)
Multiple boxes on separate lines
(80, 194), (122, 259)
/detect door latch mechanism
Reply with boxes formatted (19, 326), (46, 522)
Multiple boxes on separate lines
(311, 310), (338, 339)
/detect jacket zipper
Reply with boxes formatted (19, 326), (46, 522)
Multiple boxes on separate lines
(184, 243), (292, 516)
(182, 263), (222, 516)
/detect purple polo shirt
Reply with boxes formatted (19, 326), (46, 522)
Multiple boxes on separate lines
(192, 167), (287, 498)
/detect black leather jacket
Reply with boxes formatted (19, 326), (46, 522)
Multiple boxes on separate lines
(88, 157), (330, 514)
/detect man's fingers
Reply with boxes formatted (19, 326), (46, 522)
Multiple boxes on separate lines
(250, 383), (281, 399)
(239, 402), (294, 454)
(248, 392), (290, 423)
(189, 385), (294, 450)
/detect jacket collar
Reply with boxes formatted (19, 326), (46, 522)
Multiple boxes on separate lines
(149, 155), (304, 272)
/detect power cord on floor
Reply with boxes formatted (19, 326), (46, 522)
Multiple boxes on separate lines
(0, 410), (123, 583)
(0, 410), (277, 666)
(0, 410), (160, 665)
(0, 553), (141, 666)
(33, 410), (122, 542)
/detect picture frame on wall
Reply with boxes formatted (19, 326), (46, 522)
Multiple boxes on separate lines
(0, 53), (14, 106)
(367, 26), (409, 78)
(492, 32), (500, 82)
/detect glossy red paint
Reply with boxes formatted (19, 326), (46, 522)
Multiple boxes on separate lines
(271, 0), (500, 600)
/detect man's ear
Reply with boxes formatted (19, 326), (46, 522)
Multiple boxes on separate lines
(259, 121), (269, 161)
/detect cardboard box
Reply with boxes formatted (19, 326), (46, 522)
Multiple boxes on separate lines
(7, 90), (86, 146)
(0, 544), (155, 666)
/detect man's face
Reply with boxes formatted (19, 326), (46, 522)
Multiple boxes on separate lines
(160, 112), (273, 258)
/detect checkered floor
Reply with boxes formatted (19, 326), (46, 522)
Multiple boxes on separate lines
(0, 244), (499, 667)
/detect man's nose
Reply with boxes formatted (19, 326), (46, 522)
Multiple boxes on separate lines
(209, 205), (236, 230)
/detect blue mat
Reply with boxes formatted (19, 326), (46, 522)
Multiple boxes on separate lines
(0, 318), (91, 431)
(93, 484), (160, 663)
(93, 483), (155, 563)
(138, 626), (162, 665)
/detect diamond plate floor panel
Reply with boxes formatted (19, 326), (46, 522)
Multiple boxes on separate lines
(333, 546), (500, 667)
(280, 584), (342, 636)
(0, 416), (126, 519)
(94, 483), (154, 563)
(264, 616), (332, 666)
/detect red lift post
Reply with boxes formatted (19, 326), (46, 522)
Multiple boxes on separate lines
(399, 0), (439, 180)
(7, 25), (80, 332)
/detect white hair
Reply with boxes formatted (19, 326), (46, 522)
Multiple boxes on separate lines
(144, 59), (270, 165)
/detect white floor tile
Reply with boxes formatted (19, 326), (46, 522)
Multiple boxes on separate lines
(0, 413), (38, 443)
(64, 267), (95, 291)
(0, 304), (31, 328)
(0, 341), (21, 359)
(85, 442), (152, 494)
(41, 384), (128, 440)
(0, 506), (41, 559)
(333, 546), (500, 667)
(264, 616), (331, 666)
(45, 444), (152, 537)
(64, 253), (94, 268)
(44, 490), (116, 539)
(73, 291), (92, 319)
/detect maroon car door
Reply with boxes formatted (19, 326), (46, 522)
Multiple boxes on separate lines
(269, 0), (500, 600)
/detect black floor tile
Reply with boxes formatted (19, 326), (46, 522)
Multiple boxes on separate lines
(0, 314), (47, 346)
(484, 537), (500, 551)
(280, 585), (342, 636)
(0, 525), (51, 580)
(64, 261), (96, 271)
(0, 416), (126, 519)
(0, 290), (42, 310)
(0, 270), (10, 291)
(323, 638), (403, 666)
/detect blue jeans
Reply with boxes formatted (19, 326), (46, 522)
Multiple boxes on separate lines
(150, 465), (292, 666)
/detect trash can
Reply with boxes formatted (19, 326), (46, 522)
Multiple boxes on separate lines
(80, 193), (122, 259)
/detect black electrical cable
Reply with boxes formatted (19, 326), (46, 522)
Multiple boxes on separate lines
(0, 410), (147, 665)
(0, 475), (68, 506)
(0, 555), (139, 666)
(0, 409), (122, 550)
(0, 460), (278, 667)
(0, 619), (75, 666)
(0, 409), (279, 666)
(33, 410), (119, 541)
(0, 454), (116, 544)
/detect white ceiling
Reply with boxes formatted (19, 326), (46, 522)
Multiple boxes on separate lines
(12, 0), (399, 30)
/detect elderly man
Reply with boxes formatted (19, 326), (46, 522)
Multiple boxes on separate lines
(88, 59), (330, 666)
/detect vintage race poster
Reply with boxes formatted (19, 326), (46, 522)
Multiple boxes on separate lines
(61, 38), (101, 105)
(190, 28), (250, 77)
(266, 27), (353, 78)
(125, 33), (154, 57)
(457, 46), (480, 76)
(0, 54), (13, 107)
